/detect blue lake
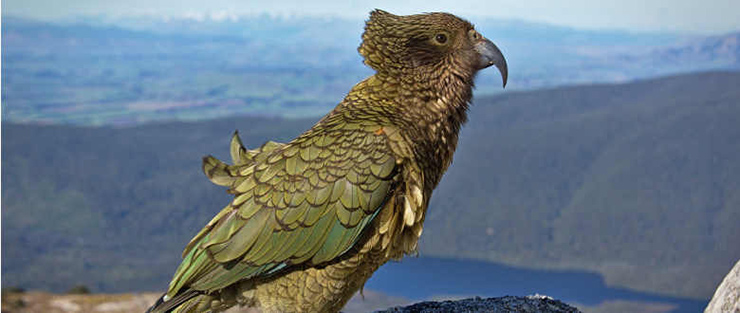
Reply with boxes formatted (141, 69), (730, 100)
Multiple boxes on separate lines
(364, 257), (707, 313)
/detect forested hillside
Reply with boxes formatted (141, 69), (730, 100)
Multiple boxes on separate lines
(3, 71), (739, 299)
(420, 71), (740, 298)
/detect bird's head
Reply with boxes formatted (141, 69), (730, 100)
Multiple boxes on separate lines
(359, 10), (507, 88)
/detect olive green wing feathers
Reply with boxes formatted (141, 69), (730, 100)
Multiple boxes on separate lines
(166, 129), (397, 297)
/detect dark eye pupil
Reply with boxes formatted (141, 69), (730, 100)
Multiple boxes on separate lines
(435, 34), (447, 44)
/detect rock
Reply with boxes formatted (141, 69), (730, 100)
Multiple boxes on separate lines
(705, 259), (740, 313)
(0, 291), (160, 313)
(375, 295), (581, 313)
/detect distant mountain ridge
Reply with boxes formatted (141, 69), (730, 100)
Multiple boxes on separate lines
(658, 32), (739, 65)
(2, 71), (739, 301)
(617, 32), (740, 74)
(2, 15), (737, 126)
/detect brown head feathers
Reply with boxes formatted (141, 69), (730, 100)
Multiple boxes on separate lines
(359, 10), (479, 75)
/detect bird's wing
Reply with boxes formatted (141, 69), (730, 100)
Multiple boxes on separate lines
(166, 127), (398, 297)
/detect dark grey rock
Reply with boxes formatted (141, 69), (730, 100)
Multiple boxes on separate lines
(375, 295), (581, 313)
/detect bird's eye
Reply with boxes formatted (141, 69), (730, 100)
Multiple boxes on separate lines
(435, 33), (448, 44)
(472, 32), (480, 40)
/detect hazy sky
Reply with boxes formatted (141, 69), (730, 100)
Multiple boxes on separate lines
(4, 0), (740, 34)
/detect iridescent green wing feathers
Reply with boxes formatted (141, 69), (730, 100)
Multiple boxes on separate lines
(166, 127), (397, 297)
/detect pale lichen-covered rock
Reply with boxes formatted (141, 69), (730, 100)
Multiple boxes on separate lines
(705, 259), (740, 313)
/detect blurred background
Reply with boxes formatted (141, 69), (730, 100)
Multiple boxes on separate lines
(2, 0), (739, 312)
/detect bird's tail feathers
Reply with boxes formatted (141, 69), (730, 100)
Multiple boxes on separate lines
(146, 289), (204, 313)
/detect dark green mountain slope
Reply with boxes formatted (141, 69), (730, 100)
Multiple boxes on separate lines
(1, 118), (314, 292)
(421, 71), (740, 298)
(2, 71), (739, 299)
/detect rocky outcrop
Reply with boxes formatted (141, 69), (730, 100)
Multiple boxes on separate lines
(376, 295), (580, 313)
(705, 259), (740, 313)
(0, 291), (160, 313)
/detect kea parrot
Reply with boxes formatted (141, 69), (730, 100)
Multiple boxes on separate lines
(147, 9), (507, 313)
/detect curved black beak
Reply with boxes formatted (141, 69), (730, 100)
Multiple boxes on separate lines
(474, 38), (508, 88)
